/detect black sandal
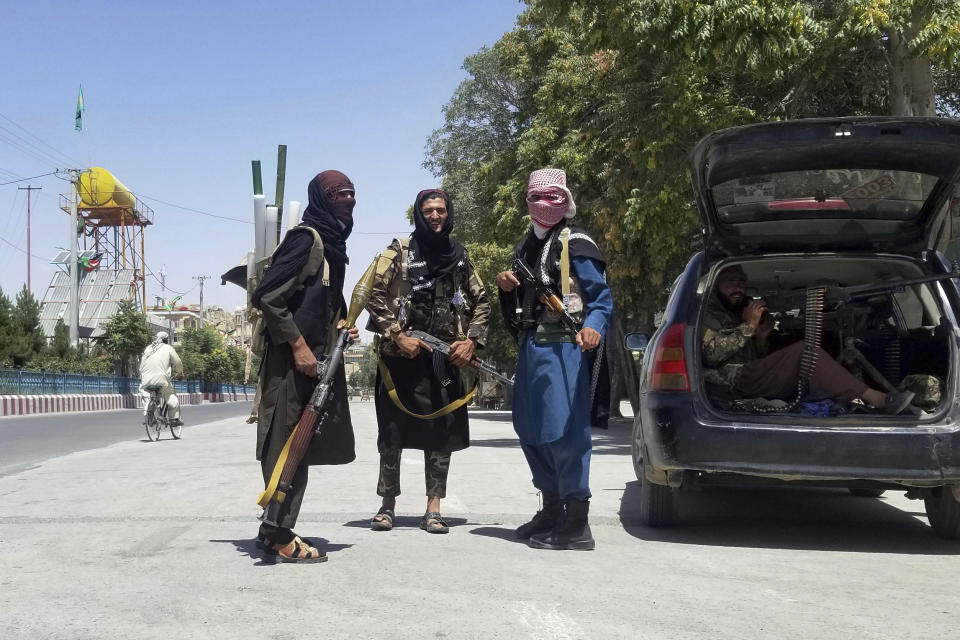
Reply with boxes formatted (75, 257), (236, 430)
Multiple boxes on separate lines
(420, 511), (449, 534)
(371, 506), (395, 531)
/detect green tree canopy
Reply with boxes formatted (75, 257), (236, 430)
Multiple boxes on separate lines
(177, 325), (249, 383)
(8, 286), (46, 368)
(101, 299), (152, 376)
(428, 0), (960, 347)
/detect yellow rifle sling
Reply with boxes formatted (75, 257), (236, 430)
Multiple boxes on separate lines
(377, 357), (476, 419)
(256, 423), (299, 507)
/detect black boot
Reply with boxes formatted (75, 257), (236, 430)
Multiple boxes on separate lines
(528, 499), (595, 550)
(515, 492), (562, 540)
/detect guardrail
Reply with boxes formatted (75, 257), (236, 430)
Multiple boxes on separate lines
(0, 368), (255, 396)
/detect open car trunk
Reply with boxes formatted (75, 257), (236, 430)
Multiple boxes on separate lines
(697, 255), (954, 419)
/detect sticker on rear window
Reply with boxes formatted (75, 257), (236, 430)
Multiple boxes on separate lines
(733, 176), (775, 204)
(840, 174), (897, 209)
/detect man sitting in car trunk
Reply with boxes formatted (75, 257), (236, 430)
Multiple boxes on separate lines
(702, 264), (915, 414)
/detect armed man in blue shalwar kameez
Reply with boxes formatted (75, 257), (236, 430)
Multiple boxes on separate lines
(497, 168), (613, 551)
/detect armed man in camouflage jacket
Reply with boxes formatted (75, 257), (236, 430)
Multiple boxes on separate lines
(365, 189), (490, 534)
(702, 264), (915, 414)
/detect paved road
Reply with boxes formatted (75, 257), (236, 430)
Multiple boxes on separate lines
(0, 402), (958, 639)
(0, 402), (253, 477)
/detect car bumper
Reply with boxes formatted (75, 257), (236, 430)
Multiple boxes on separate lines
(639, 393), (960, 485)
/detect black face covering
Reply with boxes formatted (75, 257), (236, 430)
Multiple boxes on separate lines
(411, 189), (464, 277)
(301, 170), (355, 266)
(251, 170), (355, 308)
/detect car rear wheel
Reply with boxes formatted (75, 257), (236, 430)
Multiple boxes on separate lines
(631, 417), (643, 481)
(637, 456), (679, 527)
(924, 485), (960, 540)
(632, 415), (680, 526)
(639, 471), (679, 527)
(849, 488), (885, 498)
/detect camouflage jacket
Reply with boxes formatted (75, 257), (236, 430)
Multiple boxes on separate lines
(366, 240), (490, 358)
(701, 296), (769, 388)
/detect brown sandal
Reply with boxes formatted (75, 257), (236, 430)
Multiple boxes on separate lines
(420, 512), (449, 534)
(371, 507), (395, 531)
(271, 536), (327, 563)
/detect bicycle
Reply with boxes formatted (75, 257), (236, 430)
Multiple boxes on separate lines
(143, 385), (182, 441)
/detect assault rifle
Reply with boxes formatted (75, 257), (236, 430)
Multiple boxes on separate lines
(759, 268), (960, 313)
(407, 329), (514, 387)
(513, 257), (580, 336)
(257, 259), (377, 526)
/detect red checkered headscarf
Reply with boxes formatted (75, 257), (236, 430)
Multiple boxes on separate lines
(526, 168), (577, 230)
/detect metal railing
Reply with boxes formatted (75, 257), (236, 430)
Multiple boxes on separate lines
(0, 368), (255, 396)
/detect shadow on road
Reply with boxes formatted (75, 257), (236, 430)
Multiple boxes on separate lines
(468, 437), (521, 449)
(211, 536), (352, 566)
(468, 420), (632, 451)
(468, 525), (529, 544)
(342, 515), (469, 529)
(591, 426), (631, 456)
(467, 409), (513, 423)
(618, 481), (960, 555)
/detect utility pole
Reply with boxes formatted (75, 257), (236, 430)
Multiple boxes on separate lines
(67, 170), (80, 346)
(194, 275), (210, 327)
(160, 268), (173, 340)
(17, 185), (41, 293)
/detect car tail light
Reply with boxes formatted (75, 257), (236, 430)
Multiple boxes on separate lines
(650, 323), (690, 391)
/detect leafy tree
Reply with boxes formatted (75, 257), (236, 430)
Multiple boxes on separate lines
(8, 285), (46, 367)
(0, 287), (13, 366)
(100, 299), (152, 376)
(50, 319), (76, 360)
(177, 325), (249, 383)
(426, 0), (960, 410)
(350, 343), (379, 391)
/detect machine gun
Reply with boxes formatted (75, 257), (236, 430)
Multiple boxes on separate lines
(513, 257), (580, 337)
(257, 259), (377, 526)
(759, 268), (960, 315)
(406, 329), (514, 387)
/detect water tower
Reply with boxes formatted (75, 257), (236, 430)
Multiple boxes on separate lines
(39, 168), (154, 338)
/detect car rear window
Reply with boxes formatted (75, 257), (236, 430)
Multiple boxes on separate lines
(712, 169), (938, 223)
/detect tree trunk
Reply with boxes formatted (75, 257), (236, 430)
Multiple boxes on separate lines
(614, 316), (640, 413)
(608, 331), (625, 418)
(887, 5), (936, 117)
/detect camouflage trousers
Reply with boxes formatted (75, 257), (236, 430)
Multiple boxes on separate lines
(377, 450), (451, 499)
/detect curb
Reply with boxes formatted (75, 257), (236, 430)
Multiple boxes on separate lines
(0, 391), (251, 417)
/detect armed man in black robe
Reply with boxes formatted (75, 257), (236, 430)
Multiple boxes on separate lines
(251, 170), (358, 562)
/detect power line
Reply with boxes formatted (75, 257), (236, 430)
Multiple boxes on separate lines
(0, 132), (64, 170)
(0, 111), (85, 168)
(134, 192), (253, 224)
(0, 171), (57, 187)
(0, 230), (45, 260)
(0, 125), (73, 170)
(133, 191), (409, 234)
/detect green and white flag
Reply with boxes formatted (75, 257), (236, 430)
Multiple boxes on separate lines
(75, 86), (84, 131)
(164, 295), (182, 311)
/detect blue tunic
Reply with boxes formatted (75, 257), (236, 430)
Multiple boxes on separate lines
(512, 256), (614, 445)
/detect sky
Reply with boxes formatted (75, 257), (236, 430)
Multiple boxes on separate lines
(0, 0), (523, 336)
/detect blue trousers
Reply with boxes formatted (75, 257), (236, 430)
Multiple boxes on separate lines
(519, 422), (592, 501)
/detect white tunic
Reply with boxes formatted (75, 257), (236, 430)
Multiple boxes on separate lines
(138, 343), (183, 388)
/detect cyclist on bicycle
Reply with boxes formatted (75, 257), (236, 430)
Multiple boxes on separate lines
(138, 331), (184, 427)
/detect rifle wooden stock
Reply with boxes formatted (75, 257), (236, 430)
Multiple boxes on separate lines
(276, 407), (320, 496)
